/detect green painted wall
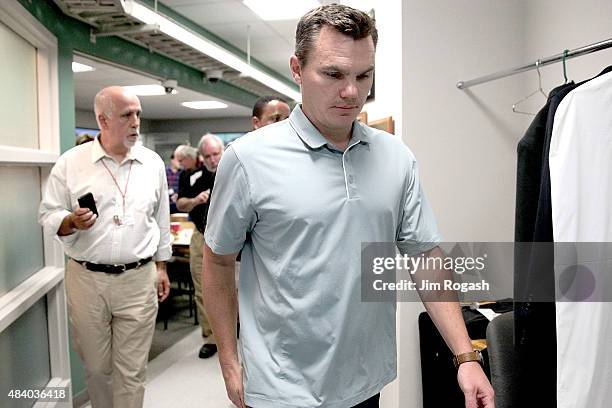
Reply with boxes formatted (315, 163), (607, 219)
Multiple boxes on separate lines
(58, 43), (76, 155)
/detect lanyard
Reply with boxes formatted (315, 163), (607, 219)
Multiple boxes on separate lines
(101, 159), (133, 225)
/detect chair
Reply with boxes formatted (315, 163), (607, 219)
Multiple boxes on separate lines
(486, 312), (520, 408)
(159, 255), (197, 330)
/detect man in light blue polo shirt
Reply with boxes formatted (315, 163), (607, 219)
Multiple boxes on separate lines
(203, 4), (494, 408)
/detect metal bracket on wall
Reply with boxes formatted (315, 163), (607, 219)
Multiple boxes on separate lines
(90, 23), (160, 44)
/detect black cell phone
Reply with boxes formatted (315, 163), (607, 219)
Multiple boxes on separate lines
(77, 192), (99, 216)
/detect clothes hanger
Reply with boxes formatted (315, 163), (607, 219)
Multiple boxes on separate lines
(562, 49), (569, 84)
(512, 59), (549, 116)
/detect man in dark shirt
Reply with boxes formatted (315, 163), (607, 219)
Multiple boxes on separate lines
(251, 95), (290, 130)
(177, 134), (224, 358)
(174, 144), (199, 173)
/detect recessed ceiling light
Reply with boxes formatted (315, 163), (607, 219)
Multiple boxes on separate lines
(72, 62), (95, 73)
(181, 101), (228, 110)
(122, 85), (178, 96)
(243, 0), (320, 21)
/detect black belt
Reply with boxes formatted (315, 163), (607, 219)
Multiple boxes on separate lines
(73, 257), (153, 274)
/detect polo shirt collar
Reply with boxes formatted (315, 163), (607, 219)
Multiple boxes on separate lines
(91, 134), (145, 164)
(289, 105), (370, 150)
(351, 119), (371, 144)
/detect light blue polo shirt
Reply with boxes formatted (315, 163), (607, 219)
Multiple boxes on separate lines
(205, 105), (441, 408)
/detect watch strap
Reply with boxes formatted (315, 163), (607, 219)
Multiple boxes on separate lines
(453, 350), (482, 369)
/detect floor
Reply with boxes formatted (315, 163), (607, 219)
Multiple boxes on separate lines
(81, 291), (232, 408)
(81, 329), (231, 408)
(144, 329), (232, 408)
(145, 291), (232, 408)
(149, 294), (199, 361)
(144, 337), (395, 408)
(77, 294), (395, 408)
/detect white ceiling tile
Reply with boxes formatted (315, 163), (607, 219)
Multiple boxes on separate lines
(252, 55), (295, 79)
(205, 21), (280, 41)
(172, 2), (260, 26)
(266, 20), (300, 38)
(202, 22), (294, 67)
(251, 39), (293, 53)
(161, 0), (237, 6)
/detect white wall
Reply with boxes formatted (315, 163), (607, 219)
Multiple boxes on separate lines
(366, 1), (529, 406)
(397, 1), (529, 407)
(524, 0), (612, 94)
(390, 2), (612, 407)
(403, 0), (528, 243)
(362, 3), (403, 406)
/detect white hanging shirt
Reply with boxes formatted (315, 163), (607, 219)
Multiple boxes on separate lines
(549, 71), (612, 408)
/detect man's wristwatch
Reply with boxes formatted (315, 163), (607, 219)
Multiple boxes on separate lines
(452, 350), (483, 369)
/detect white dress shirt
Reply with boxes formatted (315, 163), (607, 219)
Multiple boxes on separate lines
(39, 137), (172, 264)
(549, 71), (612, 408)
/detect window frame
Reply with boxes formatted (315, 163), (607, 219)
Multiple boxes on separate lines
(0, 1), (69, 405)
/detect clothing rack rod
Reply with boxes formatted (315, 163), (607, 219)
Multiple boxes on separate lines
(456, 37), (612, 89)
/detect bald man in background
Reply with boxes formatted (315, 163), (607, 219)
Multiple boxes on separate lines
(39, 86), (171, 408)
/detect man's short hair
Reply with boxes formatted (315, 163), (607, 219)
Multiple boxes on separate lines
(198, 133), (224, 152)
(295, 4), (378, 66)
(252, 95), (288, 119)
(175, 145), (198, 159)
(94, 89), (115, 126)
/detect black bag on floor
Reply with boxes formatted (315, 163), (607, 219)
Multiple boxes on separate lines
(418, 308), (491, 408)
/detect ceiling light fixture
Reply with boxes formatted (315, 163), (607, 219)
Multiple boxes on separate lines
(181, 101), (228, 110)
(242, 0), (320, 21)
(123, 84), (177, 96)
(72, 62), (95, 73)
(122, 0), (301, 102)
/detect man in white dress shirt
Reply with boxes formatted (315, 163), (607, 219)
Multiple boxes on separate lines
(39, 86), (171, 408)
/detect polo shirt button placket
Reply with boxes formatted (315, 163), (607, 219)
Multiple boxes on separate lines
(345, 152), (357, 197)
(348, 174), (357, 197)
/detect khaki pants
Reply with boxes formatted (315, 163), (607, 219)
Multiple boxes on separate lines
(189, 229), (216, 345)
(65, 259), (158, 408)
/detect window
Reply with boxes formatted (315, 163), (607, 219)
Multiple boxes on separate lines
(0, 2), (69, 406)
